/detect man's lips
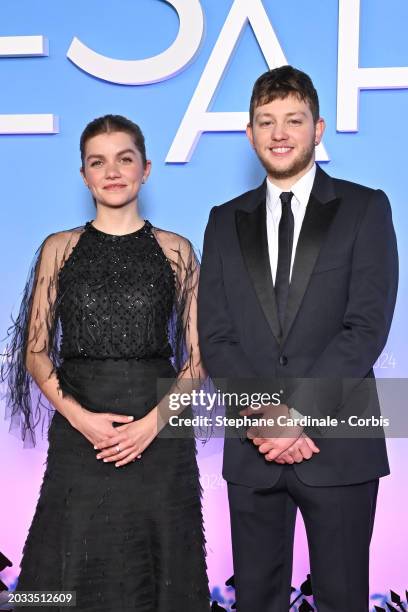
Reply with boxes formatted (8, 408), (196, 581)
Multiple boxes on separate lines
(269, 146), (294, 156)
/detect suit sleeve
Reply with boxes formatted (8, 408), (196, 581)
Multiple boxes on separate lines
(288, 189), (399, 424)
(198, 207), (256, 379)
(308, 189), (398, 379)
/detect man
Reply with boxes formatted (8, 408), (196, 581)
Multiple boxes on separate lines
(198, 66), (398, 611)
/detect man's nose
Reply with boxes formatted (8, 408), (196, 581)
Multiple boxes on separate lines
(271, 123), (288, 141)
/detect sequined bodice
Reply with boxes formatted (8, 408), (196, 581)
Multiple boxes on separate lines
(58, 221), (175, 360)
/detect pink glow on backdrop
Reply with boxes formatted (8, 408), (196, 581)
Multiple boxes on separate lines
(2, 428), (406, 600)
(198, 438), (408, 599)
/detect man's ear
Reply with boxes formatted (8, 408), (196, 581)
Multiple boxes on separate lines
(314, 117), (326, 146)
(246, 123), (255, 149)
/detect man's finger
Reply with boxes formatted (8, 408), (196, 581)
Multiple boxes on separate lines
(259, 441), (278, 454)
(299, 446), (313, 460)
(303, 435), (320, 453)
(252, 437), (269, 447)
(291, 449), (304, 463)
(277, 452), (295, 464)
(239, 407), (264, 417)
(246, 427), (259, 439)
(264, 447), (288, 461)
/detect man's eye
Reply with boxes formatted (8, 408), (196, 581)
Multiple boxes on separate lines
(260, 121), (271, 127)
(90, 159), (103, 167)
(289, 119), (302, 125)
(121, 156), (133, 163)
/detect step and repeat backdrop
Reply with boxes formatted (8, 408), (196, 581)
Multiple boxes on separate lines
(1, 1), (407, 608)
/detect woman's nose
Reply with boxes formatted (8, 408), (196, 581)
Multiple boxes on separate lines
(105, 162), (121, 177)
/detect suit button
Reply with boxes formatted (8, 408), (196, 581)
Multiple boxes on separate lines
(279, 355), (288, 366)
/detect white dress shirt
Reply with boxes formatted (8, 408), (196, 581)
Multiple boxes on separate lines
(266, 164), (316, 284)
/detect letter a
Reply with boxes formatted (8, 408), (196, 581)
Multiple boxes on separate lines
(167, 0), (329, 162)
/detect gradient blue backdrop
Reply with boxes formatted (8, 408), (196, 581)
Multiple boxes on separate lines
(1, 1), (407, 608)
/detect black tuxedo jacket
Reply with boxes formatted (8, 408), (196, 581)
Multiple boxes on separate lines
(198, 166), (398, 487)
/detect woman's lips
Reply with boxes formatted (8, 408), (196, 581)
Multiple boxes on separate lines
(103, 184), (126, 190)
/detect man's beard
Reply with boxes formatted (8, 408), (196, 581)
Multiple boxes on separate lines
(259, 141), (315, 180)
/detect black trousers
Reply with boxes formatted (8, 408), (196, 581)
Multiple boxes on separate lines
(228, 466), (379, 612)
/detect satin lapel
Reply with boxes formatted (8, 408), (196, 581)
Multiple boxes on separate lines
(236, 200), (281, 343)
(282, 192), (340, 343)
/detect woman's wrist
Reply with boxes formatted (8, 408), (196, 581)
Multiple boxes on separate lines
(146, 407), (161, 432)
(67, 405), (88, 430)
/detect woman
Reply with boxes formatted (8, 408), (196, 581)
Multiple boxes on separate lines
(3, 115), (210, 611)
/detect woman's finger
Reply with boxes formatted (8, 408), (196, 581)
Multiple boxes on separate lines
(107, 414), (134, 424)
(97, 441), (131, 461)
(115, 450), (141, 467)
(95, 435), (124, 451)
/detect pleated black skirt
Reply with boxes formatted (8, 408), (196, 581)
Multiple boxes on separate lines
(15, 357), (210, 611)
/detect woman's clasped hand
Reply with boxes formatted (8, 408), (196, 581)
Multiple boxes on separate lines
(93, 410), (159, 466)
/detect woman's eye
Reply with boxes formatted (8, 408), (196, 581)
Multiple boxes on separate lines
(260, 121), (271, 127)
(121, 156), (133, 163)
(289, 119), (302, 125)
(90, 159), (103, 167)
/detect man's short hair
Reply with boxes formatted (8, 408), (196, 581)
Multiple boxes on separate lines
(249, 65), (320, 124)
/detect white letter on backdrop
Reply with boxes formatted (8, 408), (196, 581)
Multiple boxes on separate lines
(0, 36), (58, 134)
(66, 0), (204, 85)
(337, 0), (408, 131)
(166, 0), (329, 163)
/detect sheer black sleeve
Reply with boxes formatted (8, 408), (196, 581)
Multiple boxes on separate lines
(153, 227), (203, 379)
(1, 229), (82, 447)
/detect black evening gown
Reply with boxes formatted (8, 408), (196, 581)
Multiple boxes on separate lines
(5, 221), (210, 611)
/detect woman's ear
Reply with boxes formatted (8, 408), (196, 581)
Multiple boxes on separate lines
(142, 160), (152, 184)
(80, 167), (89, 188)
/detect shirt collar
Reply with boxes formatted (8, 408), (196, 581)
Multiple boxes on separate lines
(266, 163), (316, 213)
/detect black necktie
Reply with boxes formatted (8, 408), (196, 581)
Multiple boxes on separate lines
(275, 191), (294, 333)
